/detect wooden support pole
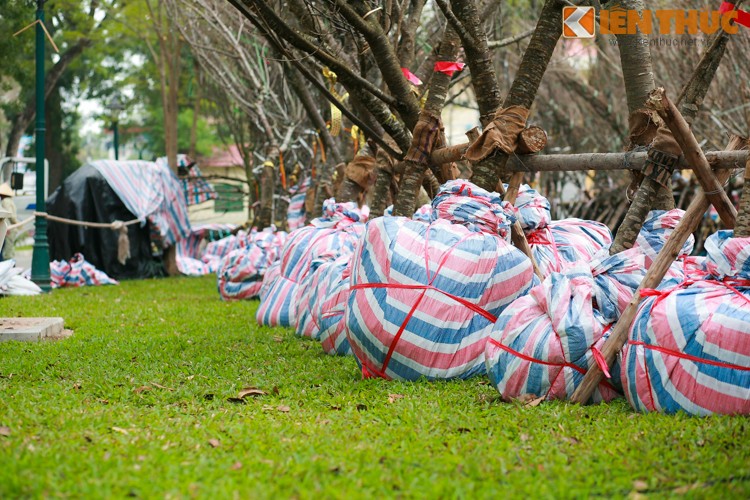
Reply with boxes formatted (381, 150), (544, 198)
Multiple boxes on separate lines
(570, 135), (747, 405)
(516, 127), (547, 155)
(734, 151), (750, 237)
(646, 87), (737, 228)
(430, 148), (747, 173)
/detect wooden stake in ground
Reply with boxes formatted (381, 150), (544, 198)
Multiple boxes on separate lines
(645, 88), (737, 228)
(570, 135), (747, 405)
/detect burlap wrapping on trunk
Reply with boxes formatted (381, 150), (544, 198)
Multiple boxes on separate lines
(345, 156), (377, 189)
(642, 124), (681, 188)
(626, 109), (662, 200)
(464, 106), (530, 162)
(627, 109), (660, 148)
(404, 112), (443, 165)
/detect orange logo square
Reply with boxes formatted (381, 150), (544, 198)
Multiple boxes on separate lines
(563, 6), (596, 38)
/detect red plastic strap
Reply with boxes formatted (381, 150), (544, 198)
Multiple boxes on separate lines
(640, 278), (750, 309)
(590, 346), (611, 379)
(525, 227), (562, 270)
(434, 61), (465, 76)
(351, 283), (497, 323)
(488, 338), (617, 392)
(401, 68), (422, 85)
(628, 340), (750, 372)
(720, 2), (750, 27)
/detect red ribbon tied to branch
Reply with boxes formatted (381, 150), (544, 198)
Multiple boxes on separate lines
(434, 61), (465, 77)
(401, 68), (423, 85)
(719, 1), (750, 28)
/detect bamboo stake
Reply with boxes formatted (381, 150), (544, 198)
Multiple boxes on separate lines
(502, 172), (525, 205)
(570, 135), (747, 405)
(646, 88), (737, 228)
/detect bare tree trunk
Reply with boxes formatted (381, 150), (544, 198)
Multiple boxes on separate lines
(335, 0), (422, 129)
(257, 149), (277, 230)
(393, 25), (460, 216)
(396, 0), (428, 69)
(369, 154), (395, 218)
(188, 60), (202, 159)
(610, 0), (735, 253)
(735, 158), (750, 237)
(146, 0), (181, 174)
(165, 36), (181, 172)
(467, 0), (562, 191)
(447, 0), (502, 127)
(283, 61), (342, 219)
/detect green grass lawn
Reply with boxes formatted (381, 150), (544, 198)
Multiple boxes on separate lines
(1, 276), (749, 498)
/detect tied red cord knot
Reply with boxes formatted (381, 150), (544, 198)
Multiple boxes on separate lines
(590, 346), (611, 379)
(526, 229), (552, 246)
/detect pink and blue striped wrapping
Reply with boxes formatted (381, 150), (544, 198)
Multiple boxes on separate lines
(430, 180), (516, 238)
(51, 253), (119, 288)
(176, 224), (238, 276)
(256, 200), (366, 327)
(622, 231), (750, 415)
(527, 219), (613, 276)
(215, 228), (288, 301)
(287, 177), (310, 231)
(217, 246), (269, 300)
(156, 155), (218, 206)
(485, 249), (648, 403)
(383, 204), (432, 222)
(90, 160), (192, 248)
(258, 262), (281, 301)
(512, 184), (551, 232)
(632, 209), (694, 267)
(346, 194), (536, 381)
(294, 256), (345, 339)
(412, 204), (432, 222)
(318, 259), (354, 356)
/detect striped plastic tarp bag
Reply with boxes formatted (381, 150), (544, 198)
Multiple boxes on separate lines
(176, 223), (237, 276)
(294, 255), (346, 339)
(527, 219), (613, 277)
(256, 200), (367, 327)
(216, 228), (288, 301)
(412, 204), (432, 222)
(512, 184), (551, 232)
(509, 184), (612, 277)
(622, 231), (750, 415)
(632, 209), (694, 267)
(485, 248), (648, 403)
(316, 256), (354, 356)
(51, 253), (119, 288)
(383, 203), (433, 222)
(346, 180), (537, 381)
(258, 262), (281, 301)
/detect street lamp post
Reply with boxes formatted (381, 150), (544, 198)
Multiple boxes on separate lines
(30, 0), (50, 291)
(107, 92), (125, 160)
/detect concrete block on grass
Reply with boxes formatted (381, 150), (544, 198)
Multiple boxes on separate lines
(0, 317), (71, 342)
